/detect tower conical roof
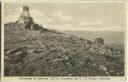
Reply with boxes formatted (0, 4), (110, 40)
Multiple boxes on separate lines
(16, 6), (34, 29)
(18, 6), (32, 20)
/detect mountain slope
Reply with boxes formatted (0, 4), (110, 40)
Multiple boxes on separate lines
(61, 31), (124, 45)
(4, 22), (124, 76)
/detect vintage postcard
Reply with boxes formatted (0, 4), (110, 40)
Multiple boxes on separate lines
(1, 0), (127, 82)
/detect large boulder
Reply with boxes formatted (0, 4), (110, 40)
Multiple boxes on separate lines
(94, 38), (104, 44)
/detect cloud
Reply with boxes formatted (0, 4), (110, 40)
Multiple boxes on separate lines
(4, 15), (18, 23)
(4, 7), (22, 23)
(74, 26), (124, 31)
(45, 23), (124, 31)
(45, 24), (74, 31)
(4, 8), (53, 25)
(30, 9), (53, 25)
(77, 21), (124, 31)
(103, 26), (124, 31)
(4, 7), (124, 31)
(79, 21), (102, 27)
(53, 11), (74, 22)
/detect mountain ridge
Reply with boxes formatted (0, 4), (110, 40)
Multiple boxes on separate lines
(4, 22), (124, 76)
(60, 30), (124, 45)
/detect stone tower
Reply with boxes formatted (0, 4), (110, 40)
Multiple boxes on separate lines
(16, 6), (34, 29)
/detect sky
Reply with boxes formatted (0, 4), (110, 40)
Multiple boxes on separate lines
(4, 3), (126, 31)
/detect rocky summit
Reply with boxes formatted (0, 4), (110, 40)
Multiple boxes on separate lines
(4, 22), (124, 76)
(4, 6), (124, 76)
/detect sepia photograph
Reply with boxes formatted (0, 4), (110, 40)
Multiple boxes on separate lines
(3, 2), (126, 77)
